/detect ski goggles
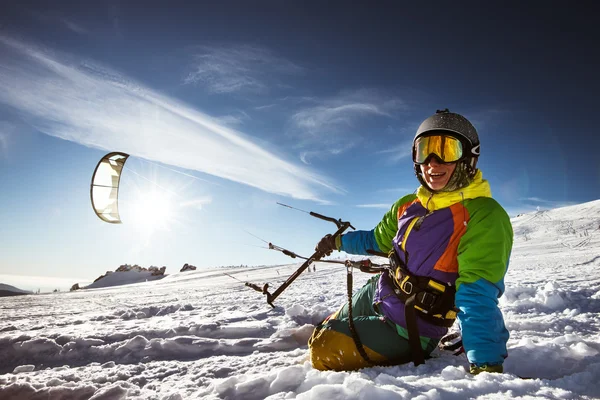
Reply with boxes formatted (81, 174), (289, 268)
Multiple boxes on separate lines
(413, 134), (464, 164)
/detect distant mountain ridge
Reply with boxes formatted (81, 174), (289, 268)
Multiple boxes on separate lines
(0, 283), (32, 297)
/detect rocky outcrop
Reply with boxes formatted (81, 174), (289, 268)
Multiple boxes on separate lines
(70, 283), (80, 291)
(93, 264), (167, 283)
(180, 263), (197, 272)
(116, 264), (145, 273)
(149, 266), (167, 276)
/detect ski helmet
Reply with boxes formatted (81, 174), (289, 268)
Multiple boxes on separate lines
(413, 109), (480, 192)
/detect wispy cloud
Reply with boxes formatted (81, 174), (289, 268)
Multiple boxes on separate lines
(464, 108), (512, 134)
(293, 103), (388, 131)
(57, 18), (89, 35)
(375, 187), (415, 194)
(356, 204), (391, 209)
(213, 111), (251, 126)
(375, 139), (413, 163)
(179, 196), (213, 210)
(291, 89), (406, 134)
(28, 10), (89, 35)
(299, 152), (313, 165)
(289, 90), (406, 161)
(0, 133), (8, 159)
(519, 197), (578, 208)
(0, 36), (342, 202)
(0, 121), (17, 160)
(184, 44), (303, 94)
(299, 144), (354, 165)
(255, 104), (276, 111)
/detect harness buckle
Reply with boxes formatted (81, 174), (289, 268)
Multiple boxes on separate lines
(419, 292), (437, 308)
(401, 280), (413, 295)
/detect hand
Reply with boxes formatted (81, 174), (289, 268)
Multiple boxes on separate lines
(315, 234), (337, 256)
(469, 363), (503, 375)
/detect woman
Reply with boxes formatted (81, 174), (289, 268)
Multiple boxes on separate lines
(309, 109), (512, 375)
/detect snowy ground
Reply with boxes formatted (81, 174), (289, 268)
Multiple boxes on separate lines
(1, 201), (600, 399)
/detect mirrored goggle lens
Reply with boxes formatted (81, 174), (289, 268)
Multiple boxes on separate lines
(414, 135), (463, 164)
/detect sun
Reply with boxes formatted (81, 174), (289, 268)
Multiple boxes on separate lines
(129, 188), (175, 233)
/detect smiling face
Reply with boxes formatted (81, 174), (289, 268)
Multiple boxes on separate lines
(419, 156), (457, 191)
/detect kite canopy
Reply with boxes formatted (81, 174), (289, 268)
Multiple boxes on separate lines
(90, 152), (129, 223)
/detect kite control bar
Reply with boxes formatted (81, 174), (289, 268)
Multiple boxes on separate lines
(246, 204), (355, 307)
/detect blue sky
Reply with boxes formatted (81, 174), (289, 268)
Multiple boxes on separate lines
(1, 2), (598, 290)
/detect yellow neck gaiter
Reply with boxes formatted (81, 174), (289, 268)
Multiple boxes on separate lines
(416, 170), (492, 211)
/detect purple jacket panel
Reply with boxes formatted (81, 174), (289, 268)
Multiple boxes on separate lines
(373, 201), (460, 339)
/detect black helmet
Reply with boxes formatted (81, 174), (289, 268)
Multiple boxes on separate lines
(413, 109), (480, 192)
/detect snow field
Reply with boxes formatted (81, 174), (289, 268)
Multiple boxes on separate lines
(1, 202), (600, 399)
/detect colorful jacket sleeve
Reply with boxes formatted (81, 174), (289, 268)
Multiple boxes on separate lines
(456, 197), (513, 366)
(339, 194), (416, 255)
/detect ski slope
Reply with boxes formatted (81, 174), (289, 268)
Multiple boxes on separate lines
(1, 201), (599, 399)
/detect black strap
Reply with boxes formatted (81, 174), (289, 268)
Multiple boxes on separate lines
(404, 294), (425, 366)
(366, 249), (388, 257)
(346, 268), (374, 365)
(347, 261), (453, 368)
(389, 266), (456, 327)
(346, 269), (433, 368)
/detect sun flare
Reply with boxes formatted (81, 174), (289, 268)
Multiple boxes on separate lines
(129, 189), (174, 232)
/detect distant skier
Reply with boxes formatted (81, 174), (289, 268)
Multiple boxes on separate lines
(309, 110), (513, 375)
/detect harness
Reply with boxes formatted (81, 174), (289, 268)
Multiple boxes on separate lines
(346, 250), (457, 367)
(387, 250), (457, 365)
